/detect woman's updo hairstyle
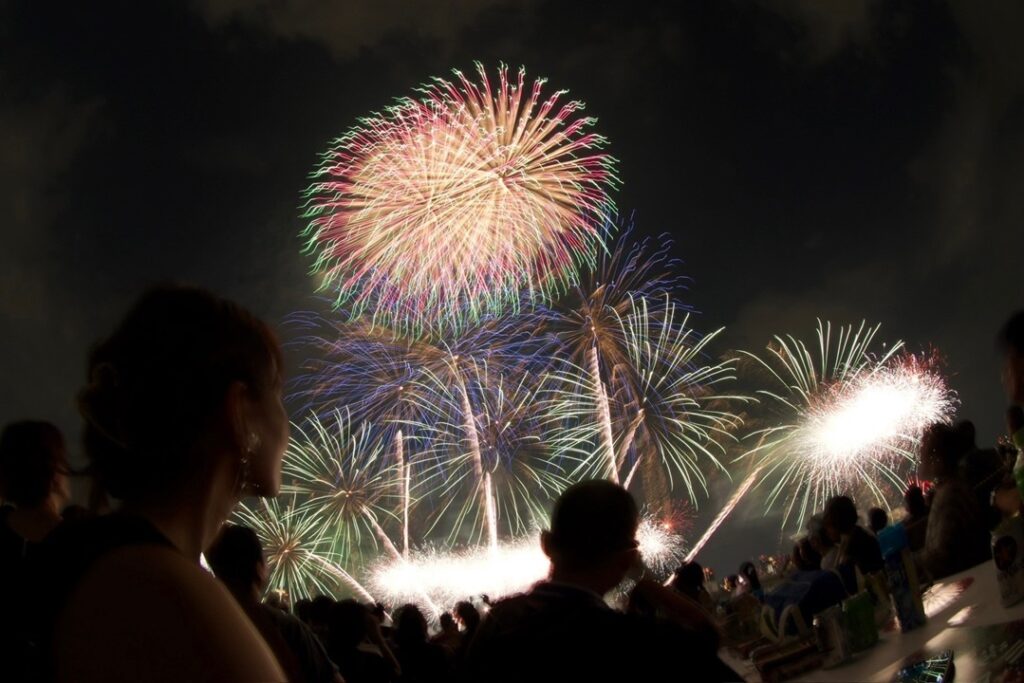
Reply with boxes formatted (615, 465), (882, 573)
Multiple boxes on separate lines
(77, 286), (282, 501)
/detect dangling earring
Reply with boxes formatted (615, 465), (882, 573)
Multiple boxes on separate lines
(239, 431), (260, 494)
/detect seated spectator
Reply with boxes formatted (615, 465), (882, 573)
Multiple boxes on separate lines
(737, 560), (764, 602)
(919, 421), (992, 579)
(32, 286), (289, 682)
(266, 588), (290, 613)
(823, 495), (884, 594)
(206, 523), (341, 683)
(0, 421), (70, 562)
(993, 475), (1022, 519)
(452, 600), (480, 662)
(295, 598), (314, 625)
(951, 420), (1005, 529)
(429, 612), (462, 656)
(1009, 406), (1024, 452)
(902, 485), (929, 552)
(463, 480), (739, 682)
(669, 561), (715, 613)
(1003, 309), (1024, 432)
(326, 599), (398, 683)
(0, 420), (71, 679)
(369, 602), (393, 639)
(997, 312), (1024, 519)
(454, 601), (480, 633)
(806, 513), (838, 571)
(308, 594), (338, 642)
(391, 604), (450, 682)
(793, 537), (821, 571)
(867, 507), (888, 535)
(764, 539), (847, 634)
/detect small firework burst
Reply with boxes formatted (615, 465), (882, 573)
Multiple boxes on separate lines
(737, 321), (957, 530)
(233, 496), (374, 602)
(636, 513), (687, 575)
(282, 410), (403, 564)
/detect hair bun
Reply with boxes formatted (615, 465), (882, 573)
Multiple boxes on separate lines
(77, 361), (129, 450)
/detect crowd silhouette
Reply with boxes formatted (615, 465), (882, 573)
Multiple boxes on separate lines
(2, 286), (1023, 682)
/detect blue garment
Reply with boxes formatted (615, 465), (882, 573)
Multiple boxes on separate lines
(765, 570), (847, 631)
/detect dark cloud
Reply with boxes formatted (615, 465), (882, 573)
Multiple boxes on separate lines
(0, 84), (102, 323)
(759, 0), (871, 62)
(192, 0), (534, 59)
(0, 79), (103, 437)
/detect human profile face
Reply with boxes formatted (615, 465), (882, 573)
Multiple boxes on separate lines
(246, 367), (289, 497)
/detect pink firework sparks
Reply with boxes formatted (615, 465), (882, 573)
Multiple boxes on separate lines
(302, 62), (618, 334)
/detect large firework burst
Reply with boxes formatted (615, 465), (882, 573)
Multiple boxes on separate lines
(302, 62), (619, 335)
(736, 321), (957, 530)
(287, 306), (550, 429)
(547, 228), (683, 369)
(546, 294), (745, 503)
(404, 355), (574, 546)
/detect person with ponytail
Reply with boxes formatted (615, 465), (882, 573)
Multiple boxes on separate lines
(33, 285), (290, 682)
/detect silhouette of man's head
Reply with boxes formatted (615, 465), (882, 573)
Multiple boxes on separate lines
(394, 604), (429, 647)
(919, 421), (975, 479)
(205, 523), (266, 597)
(438, 612), (456, 633)
(329, 600), (370, 650)
(867, 507), (888, 534)
(541, 480), (640, 594)
(670, 560), (705, 598)
(0, 420), (69, 508)
(904, 485), (927, 517)
(823, 495), (858, 540)
(308, 595), (335, 632)
(454, 600), (480, 632)
(680, 561), (705, 583)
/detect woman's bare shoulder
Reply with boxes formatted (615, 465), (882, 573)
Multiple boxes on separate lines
(55, 544), (286, 683)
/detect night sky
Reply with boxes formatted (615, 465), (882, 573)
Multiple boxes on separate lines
(4, 0), (1023, 570)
